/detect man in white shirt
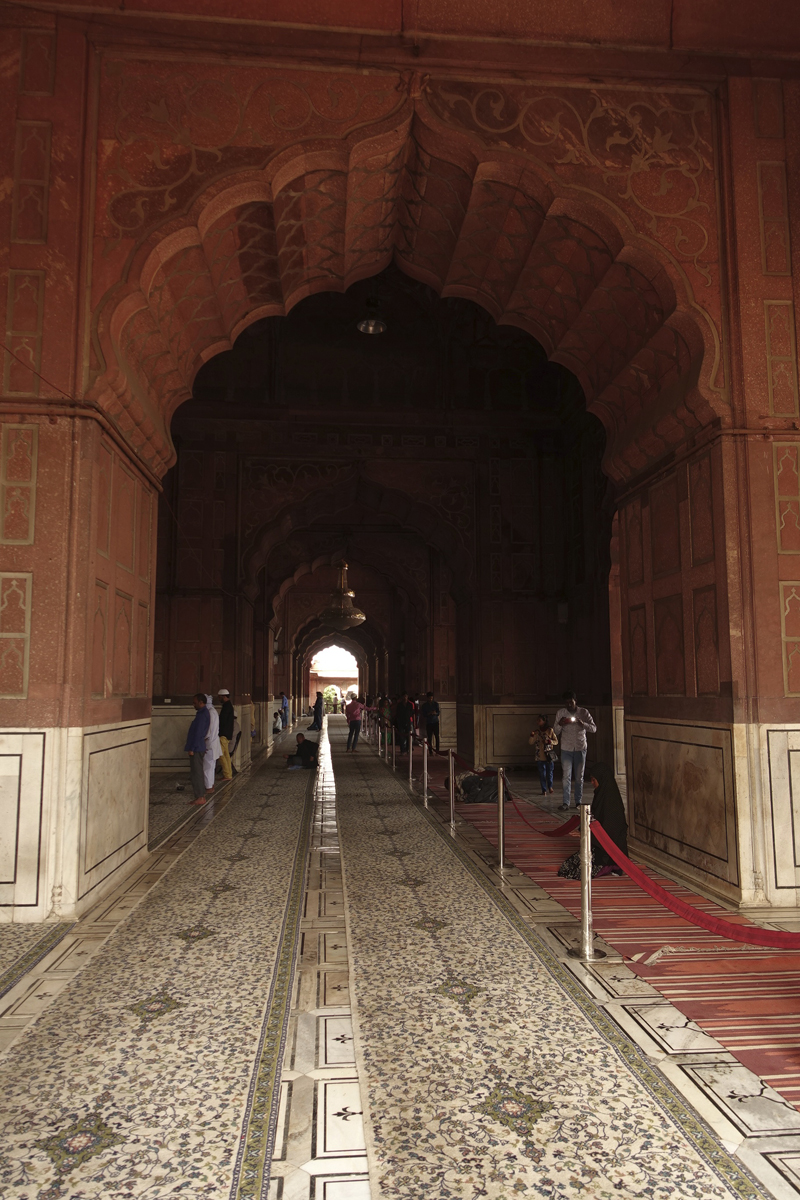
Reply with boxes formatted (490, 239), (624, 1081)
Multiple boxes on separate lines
(554, 691), (596, 811)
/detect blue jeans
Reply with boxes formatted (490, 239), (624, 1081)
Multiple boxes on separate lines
(537, 759), (554, 792)
(561, 749), (586, 807)
(347, 720), (361, 749)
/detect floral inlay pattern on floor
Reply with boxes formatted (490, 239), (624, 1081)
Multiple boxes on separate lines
(333, 744), (769, 1200)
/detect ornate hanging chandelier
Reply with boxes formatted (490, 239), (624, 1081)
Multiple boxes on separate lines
(319, 562), (366, 631)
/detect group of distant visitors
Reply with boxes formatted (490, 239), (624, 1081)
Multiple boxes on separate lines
(372, 690), (440, 754)
(184, 690), (241, 805)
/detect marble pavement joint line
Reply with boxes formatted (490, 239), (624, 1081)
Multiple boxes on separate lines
(231, 768), (316, 1200)
(334, 742), (770, 1200)
(0, 923), (75, 1000)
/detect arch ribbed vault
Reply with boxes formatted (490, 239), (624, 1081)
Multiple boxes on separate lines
(91, 110), (714, 484)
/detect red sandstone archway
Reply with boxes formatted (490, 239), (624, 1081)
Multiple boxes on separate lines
(88, 101), (716, 486)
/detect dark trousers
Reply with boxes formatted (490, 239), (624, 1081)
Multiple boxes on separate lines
(426, 722), (440, 752)
(189, 753), (206, 799)
(347, 720), (361, 749)
(537, 759), (555, 792)
(396, 725), (411, 753)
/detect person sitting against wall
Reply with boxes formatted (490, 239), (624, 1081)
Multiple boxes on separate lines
(285, 733), (318, 771)
(557, 762), (627, 879)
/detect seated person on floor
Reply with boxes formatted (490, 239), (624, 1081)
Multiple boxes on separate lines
(285, 733), (318, 770)
(272, 710), (283, 735)
(445, 769), (499, 804)
(557, 762), (627, 879)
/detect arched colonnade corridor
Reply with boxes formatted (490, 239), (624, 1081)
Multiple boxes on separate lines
(4, 8), (800, 1197)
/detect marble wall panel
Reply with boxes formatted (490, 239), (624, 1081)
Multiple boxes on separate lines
(765, 729), (800, 894)
(466, 704), (610, 767)
(80, 724), (149, 898)
(0, 731), (44, 908)
(627, 719), (738, 887)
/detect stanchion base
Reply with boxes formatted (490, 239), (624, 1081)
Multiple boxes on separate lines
(567, 946), (607, 961)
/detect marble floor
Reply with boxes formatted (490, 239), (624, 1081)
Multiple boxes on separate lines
(328, 720), (786, 1200)
(2, 719), (800, 1198)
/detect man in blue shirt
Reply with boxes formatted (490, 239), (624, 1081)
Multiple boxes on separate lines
(185, 693), (211, 804)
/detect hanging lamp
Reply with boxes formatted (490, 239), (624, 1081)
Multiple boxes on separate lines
(320, 562), (366, 631)
(356, 296), (387, 335)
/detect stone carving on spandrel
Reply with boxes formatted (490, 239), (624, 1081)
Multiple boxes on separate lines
(424, 80), (717, 287)
(98, 62), (409, 247)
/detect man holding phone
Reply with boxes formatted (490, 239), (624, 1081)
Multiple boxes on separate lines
(554, 691), (596, 811)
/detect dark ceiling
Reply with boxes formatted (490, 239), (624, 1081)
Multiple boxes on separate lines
(189, 262), (585, 420)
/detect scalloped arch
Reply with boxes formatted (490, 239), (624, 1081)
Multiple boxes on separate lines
(89, 109), (717, 484)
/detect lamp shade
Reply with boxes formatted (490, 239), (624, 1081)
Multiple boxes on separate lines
(319, 562), (366, 631)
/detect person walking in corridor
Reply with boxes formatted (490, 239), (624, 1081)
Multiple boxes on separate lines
(185, 693), (211, 804)
(345, 694), (364, 751)
(217, 688), (235, 783)
(308, 690), (324, 731)
(530, 714), (558, 795)
(554, 691), (596, 810)
(394, 692), (414, 755)
(204, 694), (222, 794)
(420, 691), (441, 752)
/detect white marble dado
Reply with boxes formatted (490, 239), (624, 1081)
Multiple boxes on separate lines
(151, 702), (253, 771)
(0, 732), (45, 910)
(626, 717), (738, 895)
(0, 721), (151, 923)
(622, 717), (800, 914)
(457, 703), (612, 766)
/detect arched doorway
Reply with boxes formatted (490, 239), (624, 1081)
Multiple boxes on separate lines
(6, 66), (772, 922)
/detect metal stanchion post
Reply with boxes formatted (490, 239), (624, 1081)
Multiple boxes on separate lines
(384, 723), (389, 763)
(448, 748), (456, 831)
(392, 734), (396, 771)
(497, 766), (506, 875)
(568, 801), (605, 962)
(409, 735), (413, 787)
(422, 738), (429, 808)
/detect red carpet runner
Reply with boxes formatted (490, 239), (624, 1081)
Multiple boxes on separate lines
(459, 797), (800, 1112)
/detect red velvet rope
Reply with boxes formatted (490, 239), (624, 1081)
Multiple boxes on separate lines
(589, 821), (800, 949)
(508, 797), (579, 837)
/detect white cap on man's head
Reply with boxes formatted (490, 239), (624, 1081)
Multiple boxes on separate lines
(218, 688), (230, 695)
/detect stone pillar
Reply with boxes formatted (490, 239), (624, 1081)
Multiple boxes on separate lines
(0, 416), (156, 921)
(618, 78), (800, 912)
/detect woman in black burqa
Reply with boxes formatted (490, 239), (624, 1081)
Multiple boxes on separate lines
(556, 762), (628, 879)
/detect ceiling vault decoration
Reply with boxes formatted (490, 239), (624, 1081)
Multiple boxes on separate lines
(89, 74), (723, 485)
